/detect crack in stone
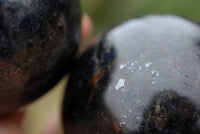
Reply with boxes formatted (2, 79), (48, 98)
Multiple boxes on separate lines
(174, 68), (196, 80)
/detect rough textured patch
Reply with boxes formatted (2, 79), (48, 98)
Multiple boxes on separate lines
(0, 0), (80, 114)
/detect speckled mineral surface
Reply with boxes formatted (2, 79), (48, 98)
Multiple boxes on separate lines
(63, 15), (200, 134)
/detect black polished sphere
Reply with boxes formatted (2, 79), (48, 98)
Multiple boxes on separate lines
(0, 0), (80, 114)
(63, 15), (200, 134)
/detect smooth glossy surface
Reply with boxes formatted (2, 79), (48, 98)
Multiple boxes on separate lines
(0, 0), (80, 114)
(63, 15), (200, 133)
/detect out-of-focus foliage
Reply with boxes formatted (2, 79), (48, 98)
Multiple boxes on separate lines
(80, 0), (200, 33)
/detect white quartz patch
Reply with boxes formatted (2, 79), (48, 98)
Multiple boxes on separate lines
(120, 64), (125, 69)
(115, 79), (126, 90)
(145, 62), (152, 67)
(151, 70), (159, 77)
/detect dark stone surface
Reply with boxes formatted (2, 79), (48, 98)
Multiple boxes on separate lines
(136, 90), (199, 134)
(0, 0), (80, 114)
(63, 15), (200, 133)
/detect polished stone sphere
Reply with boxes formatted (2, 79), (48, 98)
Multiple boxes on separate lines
(63, 15), (200, 134)
(0, 0), (80, 114)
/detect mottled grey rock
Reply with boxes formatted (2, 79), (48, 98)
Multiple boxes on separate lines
(63, 15), (200, 134)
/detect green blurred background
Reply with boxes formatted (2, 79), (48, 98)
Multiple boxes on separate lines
(80, 0), (200, 33)
(22, 0), (200, 134)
